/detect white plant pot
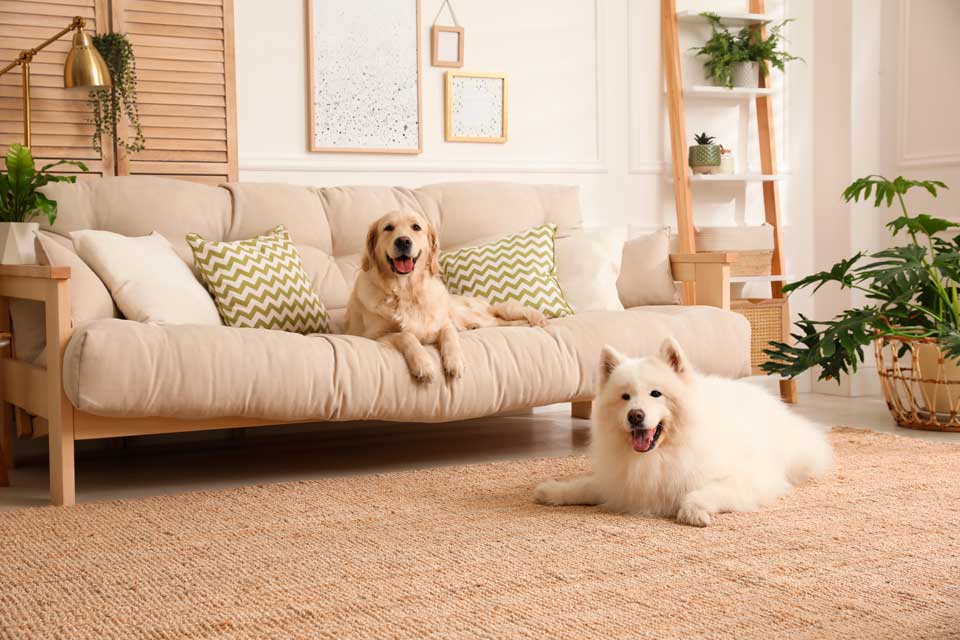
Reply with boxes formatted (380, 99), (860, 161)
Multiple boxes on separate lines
(731, 61), (760, 88)
(0, 222), (39, 265)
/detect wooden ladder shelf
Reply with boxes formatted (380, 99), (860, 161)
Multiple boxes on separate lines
(661, 0), (797, 404)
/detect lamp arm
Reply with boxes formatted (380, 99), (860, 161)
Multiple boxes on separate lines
(0, 17), (86, 77)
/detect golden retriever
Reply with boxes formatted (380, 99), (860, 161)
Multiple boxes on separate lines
(345, 211), (548, 382)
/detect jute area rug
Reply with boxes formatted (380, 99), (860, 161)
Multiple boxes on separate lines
(1, 428), (958, 639)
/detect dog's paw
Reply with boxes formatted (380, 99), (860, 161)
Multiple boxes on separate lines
(676, 503), (713, 528)
(526, 310), (548, 328)
(409, 358), (438, 383)
(442, 353), (465, 380)
(533, 480), (565, 505)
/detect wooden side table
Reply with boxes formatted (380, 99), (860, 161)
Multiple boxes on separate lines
(0, 331), (9, 487)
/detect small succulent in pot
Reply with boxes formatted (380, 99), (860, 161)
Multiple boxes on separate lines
(689, 132), (722, 174)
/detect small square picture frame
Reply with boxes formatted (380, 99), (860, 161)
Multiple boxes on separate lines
(444, 71), (508, 143)
(431, 25), (464, 68)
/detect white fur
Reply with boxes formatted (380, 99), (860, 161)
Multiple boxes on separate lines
(535, 339), (833, 527)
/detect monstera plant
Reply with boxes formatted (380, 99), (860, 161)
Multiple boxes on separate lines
(763, 175), (957, 382)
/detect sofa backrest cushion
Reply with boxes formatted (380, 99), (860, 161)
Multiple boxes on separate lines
(40, 177), (582, 315)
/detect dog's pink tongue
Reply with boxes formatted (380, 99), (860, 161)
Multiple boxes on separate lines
(394, 256), (414, 274)
(631, 429), (655, 453)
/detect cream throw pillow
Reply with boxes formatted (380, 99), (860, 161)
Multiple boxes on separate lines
(555, 228), (626, 313)
(616, 228), (680, 307)
(71, 229), (222, 325)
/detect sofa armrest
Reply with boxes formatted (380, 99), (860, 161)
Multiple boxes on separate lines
(0, 263), (75, 504)
(669, 252), (736, 310)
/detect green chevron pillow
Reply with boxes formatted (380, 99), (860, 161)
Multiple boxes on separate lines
(440, 223), (573, 318)
(186, 225), (330, 334)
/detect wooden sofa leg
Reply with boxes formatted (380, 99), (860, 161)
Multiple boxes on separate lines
(46, 278), (75, 506)
(779, 379), (798, 404)
(0, 407), (9, 488)
(571, 401), (592, 420)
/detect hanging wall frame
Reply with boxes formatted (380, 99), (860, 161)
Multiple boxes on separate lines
(306, 0), (422, 154)
(444, 71), (507, 143)
(431, 0), (463, 67)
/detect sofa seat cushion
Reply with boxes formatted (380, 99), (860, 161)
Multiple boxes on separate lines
(62, 307), (749, 421)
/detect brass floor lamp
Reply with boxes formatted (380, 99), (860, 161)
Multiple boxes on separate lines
(0, 16), (111, 147)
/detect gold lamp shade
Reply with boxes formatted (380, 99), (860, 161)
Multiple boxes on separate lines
(64, 28), (111, 89)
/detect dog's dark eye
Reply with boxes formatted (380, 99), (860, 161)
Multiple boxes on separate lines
(384, 224), (394, 232)
(650, 390), (662, 398)
(621, 393), (630, 401)
(412, 223), (422, 231)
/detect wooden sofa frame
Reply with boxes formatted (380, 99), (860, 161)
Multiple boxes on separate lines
(0, 253), (735, 506)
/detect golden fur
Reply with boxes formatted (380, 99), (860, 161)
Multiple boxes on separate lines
(345, 211), (547, 382)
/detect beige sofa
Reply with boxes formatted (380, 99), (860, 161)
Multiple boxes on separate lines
(0, 177), (748, 505)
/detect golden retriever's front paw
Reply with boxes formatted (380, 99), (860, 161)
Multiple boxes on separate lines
(409, 358), (438, 383)
(442, 353), (465, 380)
(676, 503), (713, 527)
(526, 310), (548, 328)
(533, 480), (564, 505)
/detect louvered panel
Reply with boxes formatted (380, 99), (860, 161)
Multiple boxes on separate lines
(0, 0), (112, 177)
(115, 0), (236, 181)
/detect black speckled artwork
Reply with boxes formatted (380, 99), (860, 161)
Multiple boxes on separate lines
(451, 76), (504, 139)
(310, 0), (420, 151)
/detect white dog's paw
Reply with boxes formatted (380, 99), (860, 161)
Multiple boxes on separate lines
(533, 480), (566, 505)
(442, 353), (465, 380)
(409, 357), (438, 383)
(676, 503), (713, 528)
(526, 310), (548, 328)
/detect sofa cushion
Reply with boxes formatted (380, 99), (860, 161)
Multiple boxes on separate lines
(62, 306), (750, 420)
(415, 181), (581, 249)
(440, 223), (573, 318)
(188, 225), (330, 334)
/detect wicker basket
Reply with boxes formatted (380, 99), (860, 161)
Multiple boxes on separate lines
(875, 336), (960, 431)
(731, 298), (788, 374)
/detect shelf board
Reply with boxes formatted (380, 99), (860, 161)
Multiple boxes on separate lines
(686, 85), (777, 99)
(730, 274), (792, 284)
(676, 10), (774, 25)
(689, 173), (788, 182)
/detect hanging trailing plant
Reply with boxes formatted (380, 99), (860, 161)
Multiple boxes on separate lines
(88, 33), (145, 154)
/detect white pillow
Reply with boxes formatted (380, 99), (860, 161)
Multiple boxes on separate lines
(71, 230), (222, 325)
(555, 228), (626, 313)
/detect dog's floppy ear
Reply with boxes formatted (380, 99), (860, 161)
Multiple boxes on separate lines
(427, 220), (441, 277)
(660, 337), (688, 376)
(599, 345), (626, 383)
(361, 221), (379, 272)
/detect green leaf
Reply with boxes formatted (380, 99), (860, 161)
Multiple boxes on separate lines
(34, 192), (57, 226)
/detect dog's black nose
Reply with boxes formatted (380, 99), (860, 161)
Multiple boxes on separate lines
(394, 236), (412, 253)
(627, 409), (645, 427)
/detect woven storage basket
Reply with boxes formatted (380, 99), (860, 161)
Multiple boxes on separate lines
(875, 336), (960, 431)
(732, 298), (788, 374)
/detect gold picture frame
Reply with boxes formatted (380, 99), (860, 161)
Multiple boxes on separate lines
(444, 71), (508, 144)
(431, 25), (463, 67)
(306, 0), (423, 154)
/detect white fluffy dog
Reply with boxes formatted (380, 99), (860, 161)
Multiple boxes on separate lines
(535, 338), (833, 527)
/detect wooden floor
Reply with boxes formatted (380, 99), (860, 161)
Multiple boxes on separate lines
(2, 391), (958, 511)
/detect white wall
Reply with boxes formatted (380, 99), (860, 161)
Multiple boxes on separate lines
(234, 0), (816, 387)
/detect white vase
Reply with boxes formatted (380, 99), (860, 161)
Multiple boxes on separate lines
(731, 61), (760, 88)
(0, 222), (39, 265)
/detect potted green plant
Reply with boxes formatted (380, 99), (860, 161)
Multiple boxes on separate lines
(89, 33), (145, 155)
(689, 132), (722, 174)
(762, 175), (960, 430)
(692, 13), (801, 89)
(0, 144), (87, 264)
